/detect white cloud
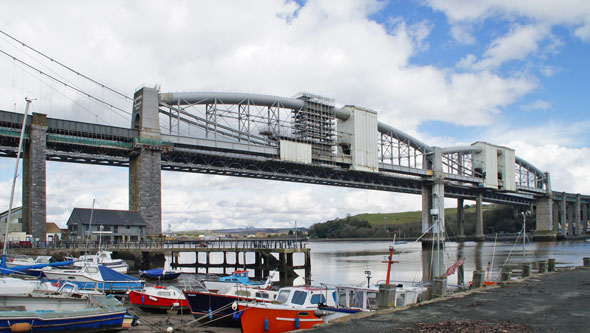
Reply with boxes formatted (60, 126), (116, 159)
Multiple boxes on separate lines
(459, 24), (550, 70)
(425, 0), (590, 41)
(522, 99), (551, 111)
(507, 141), (590, 193)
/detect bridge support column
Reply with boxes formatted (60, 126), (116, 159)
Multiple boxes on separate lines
(22, 113), (47, 241)
(582, 203), (589, 232)
(456, 198), (465, 242)
(474, 193), (485, 242)
(534, 172), (555, 241)
(534, 198), (555, 241)
(421, 147), (445, 256)
(560, 192), (567, 237)
(130, 87), (162, 237)
(567, 199), (574, 236)
(552, 201), (559, 234)
(574, 194), (581, 236)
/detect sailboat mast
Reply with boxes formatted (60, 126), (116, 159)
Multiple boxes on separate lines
(84, 199), (96, 256)
(2, 98), (33, 259)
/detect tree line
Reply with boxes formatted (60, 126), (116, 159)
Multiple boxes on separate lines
(308, 205), (534, 239)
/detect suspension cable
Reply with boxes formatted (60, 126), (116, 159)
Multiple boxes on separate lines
(0, 30), (132, 101)
(0, 49), (131, 116)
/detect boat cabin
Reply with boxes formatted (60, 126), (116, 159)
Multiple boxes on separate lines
(217, 285), (276, 300)
(275, 286), (337, 308)
(335, 286), (379, 310)
(219, 270), (251, 283)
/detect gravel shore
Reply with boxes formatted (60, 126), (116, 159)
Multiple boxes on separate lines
(307, 267), (590, 333)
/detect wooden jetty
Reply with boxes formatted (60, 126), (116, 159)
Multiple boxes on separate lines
(5, 239), (311, 286)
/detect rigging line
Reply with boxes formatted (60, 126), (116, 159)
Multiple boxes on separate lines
(0, 30), (132, 101)
(5, 53), (129, 124)
(0, 49), (131, 117)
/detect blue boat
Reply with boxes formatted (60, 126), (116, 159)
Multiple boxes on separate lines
(42, 264), (144, 293)
(202, 270), (274, 291)
(140, 268), (181, 280)
(0, 292), (127, 332)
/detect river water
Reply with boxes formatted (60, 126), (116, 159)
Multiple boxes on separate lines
(167, 240), (590, 287)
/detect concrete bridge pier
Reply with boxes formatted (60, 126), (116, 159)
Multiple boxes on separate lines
(456, 198), (466, 242)
(421, 147), (445, 253)
(22, 113), (47, 241)
(582, 203), (589, 232)
(474, 193), (485, 242)
(129, 87), (163, 236)
(567, 199), (574, 236)
(573, 193), (582, 236)
(559, 192), (567, 238)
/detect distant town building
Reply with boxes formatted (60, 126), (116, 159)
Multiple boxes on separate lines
(0, 207), (23, 238)
(66, 208), (147, 242)
(46, 222), (63, 242)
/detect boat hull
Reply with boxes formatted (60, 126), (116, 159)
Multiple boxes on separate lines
(0, 294), (126, 333)
(184, 290), (272, 325)
(128, 290), (189, 311)
(238, 305), (325, 333)
(0, 312), (125, 333)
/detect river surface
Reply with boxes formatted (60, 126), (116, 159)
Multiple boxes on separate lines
(166, 240), (590, 287)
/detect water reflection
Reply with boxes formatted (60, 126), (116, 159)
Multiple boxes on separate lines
(166, 240), (590, 287)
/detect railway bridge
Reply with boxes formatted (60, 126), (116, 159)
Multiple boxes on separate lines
(1, 86), (588, 244)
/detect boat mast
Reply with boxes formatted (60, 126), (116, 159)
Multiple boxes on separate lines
(2, 98), (32, 263)
(83, 199), (96, 256)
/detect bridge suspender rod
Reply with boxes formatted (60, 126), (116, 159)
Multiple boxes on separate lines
(0, 30), (132, 101)
(0, 49), (131, 116)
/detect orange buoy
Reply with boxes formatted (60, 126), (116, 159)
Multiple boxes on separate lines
(10, 322), (32, 333)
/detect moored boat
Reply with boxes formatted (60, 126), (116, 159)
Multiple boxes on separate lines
(202, 270), (273, 292)
(72, 250), (129, 274)
(236, 286), (337, 333)
(128, 285), (189, 312)
(0, 291), (128, 332)
(140, 268), (181, 280)
(42, 263), (144, 293)
(184, 284), (277, 324)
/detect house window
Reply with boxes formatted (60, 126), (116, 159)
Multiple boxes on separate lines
(126, 226), (130, 229)
(113, 226), (118, 233)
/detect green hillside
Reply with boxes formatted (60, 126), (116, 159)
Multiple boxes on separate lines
(309, 205), (522, 239)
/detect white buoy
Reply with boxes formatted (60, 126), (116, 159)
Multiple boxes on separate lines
(166, 327), (174, 332)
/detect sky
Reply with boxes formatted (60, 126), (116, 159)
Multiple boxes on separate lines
(0, 0), (589, 232)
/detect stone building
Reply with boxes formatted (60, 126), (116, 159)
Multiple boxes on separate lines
(66, 208), (147, 242)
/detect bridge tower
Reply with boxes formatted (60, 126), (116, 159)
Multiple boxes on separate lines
(129, 87), (163, 236)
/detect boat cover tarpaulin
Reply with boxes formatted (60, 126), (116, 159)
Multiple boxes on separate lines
(0, 255), (74, 275)
(98, 265), (140, 281)
(142, 268), (165, 276)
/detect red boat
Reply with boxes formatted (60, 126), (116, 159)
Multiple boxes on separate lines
(236, 286), (337, 333)
(128, 285), (189, 312)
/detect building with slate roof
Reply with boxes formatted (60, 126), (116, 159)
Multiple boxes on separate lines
(66, 208), (147, 242)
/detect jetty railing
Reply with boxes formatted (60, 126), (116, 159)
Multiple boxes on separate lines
(11, 238), (308, 251)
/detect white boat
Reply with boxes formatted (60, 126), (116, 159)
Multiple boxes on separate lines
(0, 276), (39, 295)
(4, 255), (52, 268)
(42, 263), (144, 293)
(72, 250), (129, 273)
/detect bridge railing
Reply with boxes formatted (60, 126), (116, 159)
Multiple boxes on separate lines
(26, 239), (308, 251)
